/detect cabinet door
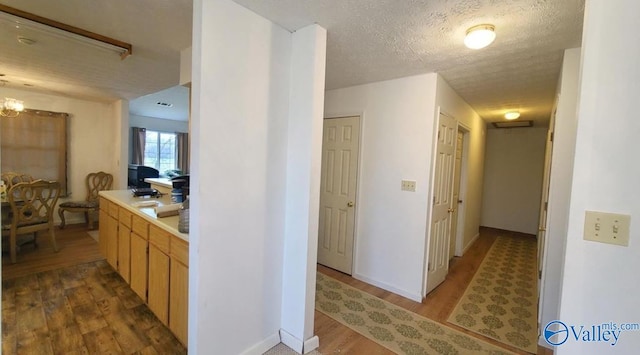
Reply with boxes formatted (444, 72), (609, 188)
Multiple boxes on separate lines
(118, 223), (131, 283)
(130, 232), (148, 302)
(106, 215), (118, 270)
(170, 260), (188, 345)
(148, 244), (170, 325)
(98, 209), (109, 257)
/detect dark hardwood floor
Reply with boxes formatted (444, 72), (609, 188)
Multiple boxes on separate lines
(1, 224), (186, 354)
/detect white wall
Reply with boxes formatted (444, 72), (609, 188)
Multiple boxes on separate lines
(434, 76), (487, 252)
(324, 74), (438, 301)
(0, 87), (121, 224)
(480, 127), (547, 235)
(557, 1), (640, 353)
(538, 47), (580, 345)
(323, 74), (486, 301)
(191, 0), (324, 353)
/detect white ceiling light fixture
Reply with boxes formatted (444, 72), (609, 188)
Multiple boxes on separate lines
(0, 4), (132, 59)
(464, 24), (496, 50)
(1, 97), (25, 117)
(504, 111), (521, 120)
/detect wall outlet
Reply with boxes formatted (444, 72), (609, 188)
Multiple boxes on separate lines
(401, 180), (416, 192)
(583, 210), (631, 247)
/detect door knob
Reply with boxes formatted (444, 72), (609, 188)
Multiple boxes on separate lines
(347, 201), (354, 207)
(448, 208), (455, 213)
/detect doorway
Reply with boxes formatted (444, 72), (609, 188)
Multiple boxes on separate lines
(317, 116), (361, 274)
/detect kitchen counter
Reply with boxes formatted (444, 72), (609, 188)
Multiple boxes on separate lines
(144, 178), (173, 194)
(99, 189), (188, 242)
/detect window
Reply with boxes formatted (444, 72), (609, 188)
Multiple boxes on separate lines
(143, 130), (177, 174)
(1, 109), (69, 195)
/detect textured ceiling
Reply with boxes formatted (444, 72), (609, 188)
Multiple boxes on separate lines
(235, 0), (585, 125)
(0, 0), (584, 126)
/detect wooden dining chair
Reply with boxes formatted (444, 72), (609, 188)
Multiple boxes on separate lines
(58, 171), (113, 230)
(1, 172), (34, 188)
(1, 180), (61, 263)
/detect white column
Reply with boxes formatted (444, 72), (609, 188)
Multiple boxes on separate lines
(280, 24), (327, 353)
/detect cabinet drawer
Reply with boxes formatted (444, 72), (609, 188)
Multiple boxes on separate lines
(171, 238), (189, 266)
(149, 225), (170, 254)
(108, 201), (119, 218)
(119, 208), (132, 228)
(132, 215), (149, 239)
(99, 197), (109, 212)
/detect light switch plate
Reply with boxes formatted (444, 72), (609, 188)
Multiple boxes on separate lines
(401, 180), (416, 192)
(584, 210), (631, 247)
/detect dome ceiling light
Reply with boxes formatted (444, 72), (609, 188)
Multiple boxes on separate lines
(504, 111), (521, 120)
(464, 24), (496, 50)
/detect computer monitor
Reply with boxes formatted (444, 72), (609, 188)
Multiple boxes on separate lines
(128, 164), (159, 188)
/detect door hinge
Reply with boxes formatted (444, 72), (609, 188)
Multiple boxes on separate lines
(428, 262), (431, 271)
(550, 132), (554, 142)
(539, 270), (542, 279)
(544, 202), (548, 211)
(433, 196), (436, 205)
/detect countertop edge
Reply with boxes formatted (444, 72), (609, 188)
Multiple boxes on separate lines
(99, 190), (189, 242)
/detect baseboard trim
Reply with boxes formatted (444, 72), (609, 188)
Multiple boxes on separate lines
(461, 232), (480, 256)
(240, 332), (280, 355)
(279, 329), (319, 354)
(280, 329), (303, 353)
(538, 336), (553, 350)
(303, 335), (319, 354)
(353, 273), (422, 302)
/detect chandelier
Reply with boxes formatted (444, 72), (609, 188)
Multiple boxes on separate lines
(0, 97), (25, 117)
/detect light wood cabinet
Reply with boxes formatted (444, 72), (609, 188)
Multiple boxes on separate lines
(105, 207), (118, 270)
(170, 238), (188, 345)
(170, 260), (188, 345)
(130, 215), (149, 302)
(148, 225), (171, 325)
(98, 198), (109, 257)
(117, 224), (131, 283)
(99, 191), (188, 346)
(117, 207), (132, 283)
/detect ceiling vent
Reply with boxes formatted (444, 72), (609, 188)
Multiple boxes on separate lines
(492, 120), (533, 129)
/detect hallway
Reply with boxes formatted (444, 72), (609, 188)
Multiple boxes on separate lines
(315, 227), (552, 355)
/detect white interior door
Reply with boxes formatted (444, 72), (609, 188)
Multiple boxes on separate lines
(426, 113), (457, 294)
(537, 108), (556, 291)
(318, 116), (360, 274)
(449, 130), (464, 260)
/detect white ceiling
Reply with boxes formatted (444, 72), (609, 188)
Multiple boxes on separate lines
(129, 85), (190, 121)
(0, 0), (585, 126)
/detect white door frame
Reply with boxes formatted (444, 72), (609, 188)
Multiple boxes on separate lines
(319, 114), (363, 275)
